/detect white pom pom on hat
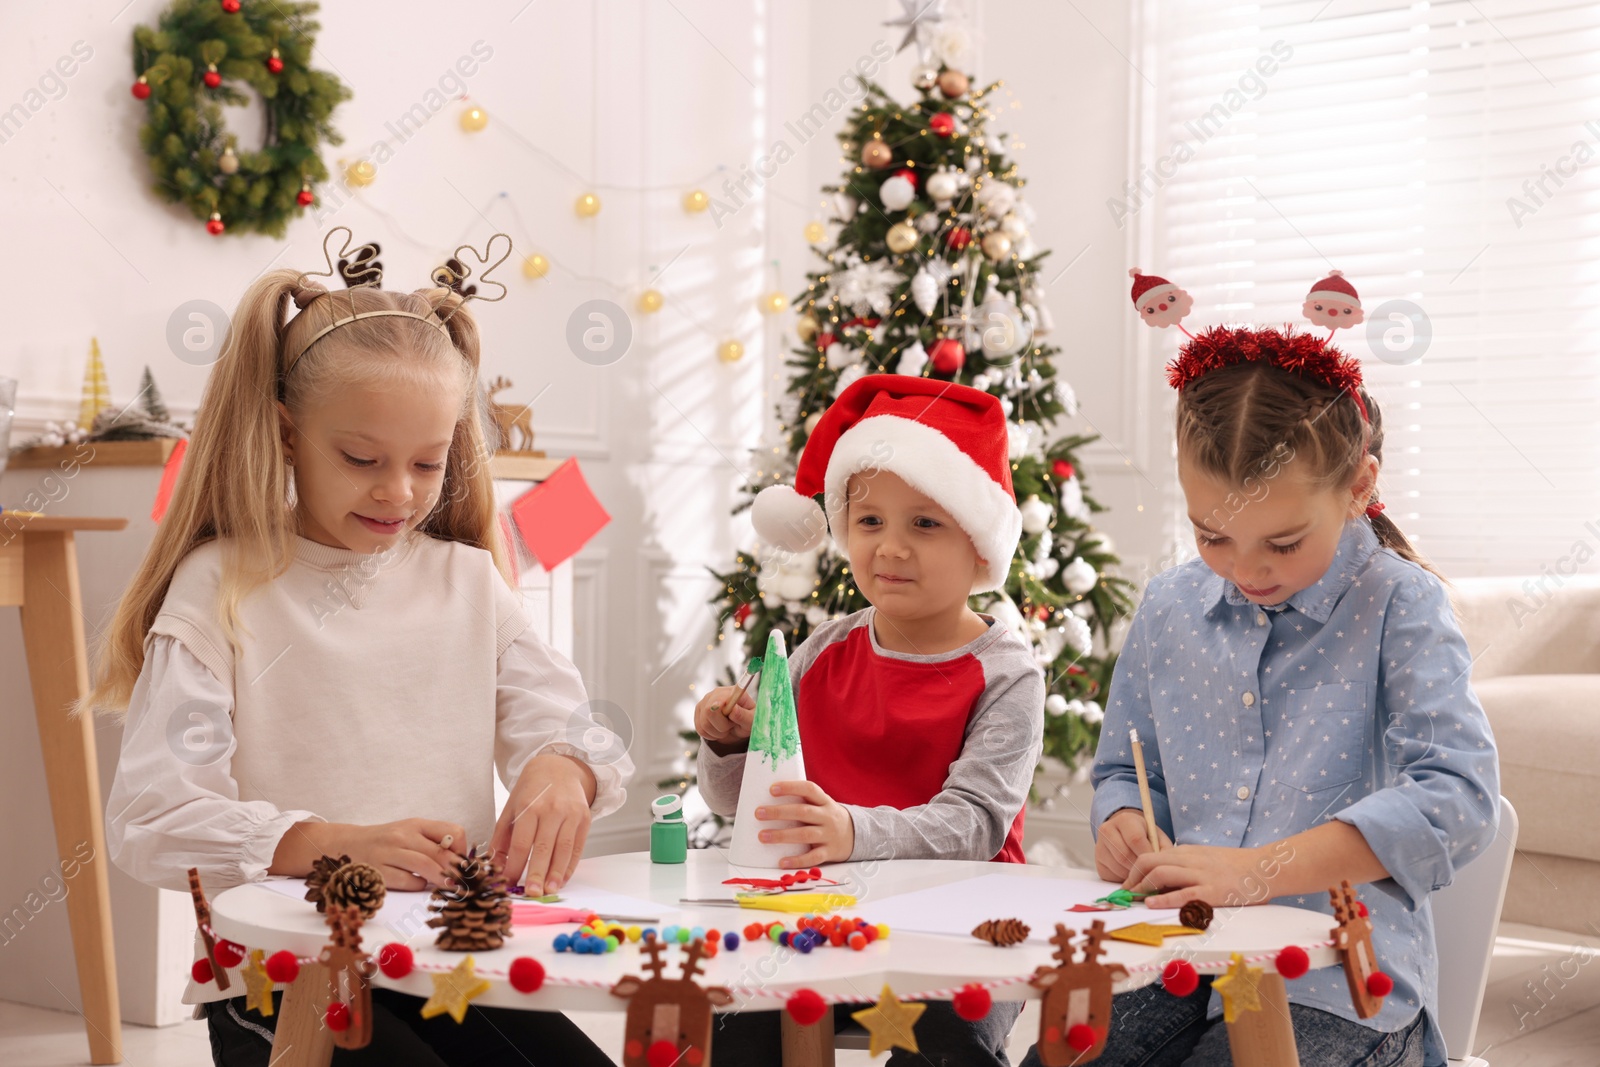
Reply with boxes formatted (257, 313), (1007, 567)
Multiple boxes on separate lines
(750, 484), (828, 553)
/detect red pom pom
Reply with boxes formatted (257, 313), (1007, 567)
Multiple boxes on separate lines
(848, 932), (867, 951)
(1066, 1023), (1098, 1052)
(952, 983), (991, 1021)
(809, 867), (822, 879)
(325, 1002), (349, 1032)
(647, 1040), (680, 1067)
(509, 956), (546, 993)
(787, 988), (828, 1027)
(131, 78), (151, 100)
(1366, 971), (1393, 997)
(1357, 901), (1369, 917)
(191, 957), (214, 984)
(945, 226), (972, 250)
(929, 338), (965, 375)
(265, 950), (299, 983)
(780, 873), (796, 887)
(377, 943), (413, 979)
(1052, 459), (1075, 480)
(929, 112), (955, 138)
(203, 69), (222, 89)
(1161, 959), (1199, 997)
(1275, 945), (1310, 980)
(213, 939), (245, 968)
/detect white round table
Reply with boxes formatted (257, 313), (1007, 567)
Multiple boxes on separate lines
(212, 851), (1340, 1065)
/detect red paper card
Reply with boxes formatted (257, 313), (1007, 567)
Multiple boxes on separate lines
(151, 438), (188, 523)
(509, 457), (609, 571)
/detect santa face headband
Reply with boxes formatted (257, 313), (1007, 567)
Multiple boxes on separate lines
(1129, 267), (1370, 424)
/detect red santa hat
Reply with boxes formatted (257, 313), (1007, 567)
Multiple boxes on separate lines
(1128, 267), (1175, 306)
(1306, 269), (1361, 308)
(750, 374), (1021, 594)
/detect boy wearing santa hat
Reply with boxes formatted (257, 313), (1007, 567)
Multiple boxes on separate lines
(696, 374), (1044, 1064)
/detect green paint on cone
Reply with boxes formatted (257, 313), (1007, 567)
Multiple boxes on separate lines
(749, 629), (800, 765)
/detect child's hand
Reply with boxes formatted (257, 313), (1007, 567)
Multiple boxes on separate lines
(694, 686), (755, 748)
(330, 819), (469, 892)
(491, 753), (597, 896)
(1122, 843), (1268, 909)
(756, 781), (855, 869)
(1096, 807), (1172, 882)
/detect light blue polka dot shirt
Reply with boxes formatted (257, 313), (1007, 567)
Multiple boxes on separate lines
(1090, 519), (1500, 1066)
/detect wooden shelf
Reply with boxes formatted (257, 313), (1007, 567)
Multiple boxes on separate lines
(7, 438), (180, 469)
(490, 452), (561, 481)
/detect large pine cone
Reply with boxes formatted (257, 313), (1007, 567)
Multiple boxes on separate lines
(428, 852), (513, 952)
(972, 918), (1031, 947)
(324, 862), (387, 920)
(1179, 900), (1213, 931)
(305, 854), (352, 914)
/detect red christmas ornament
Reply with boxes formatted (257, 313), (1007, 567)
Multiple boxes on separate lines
(221, 0), (240, 11)
(945, 226), (972, 250)
(377, 942), (413, 978)
(1161, 959), (1200, 997)
(266, 49), (283, 74)
(1052, 459), (1075, 480)
(203, 65), (222, 89)
(206, 213), (225, 236)
(509, 956), (546, 993)
(952, 983), (992, 1021)
(733, 602), (752, 625)
(647, 1041), (680, 1067)
(1366, 971), (1394, 997)
(131, 76), (151, 100)
(296, 189), (315, 207)
(213, 939), (245, 968)
(325, 1002), (350, 1032)
(265, 950), (299, 983)
(786, 988), (828, 1026)
(815, 331), (838, 351)
(191, 958), (214, 984)
(929, 112), (955, 138)
(893, 167), (918, 188)
(928, 338), (965, 375)
(1066, 1023), (1098, 1052)
(1275, 944), (1310, 980)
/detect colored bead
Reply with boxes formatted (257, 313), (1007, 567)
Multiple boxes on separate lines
(606, 936), (620, 952)
(876, 923), (891, 940)
(663, 925), (679, 942)
(627, 926), (642, 943)
(705, 929), (720, 944)
(691, 926), (706, 941)
(769, 925), (783, 942)
(642, 928), (658, 942)
(554, 934), (571, 952)
(796, 936), (814, 953)
(724, 931), (741, 950)
(778, 931), (791, 947)
(848, 932), (867, 950)
(677, 927), (691, 944)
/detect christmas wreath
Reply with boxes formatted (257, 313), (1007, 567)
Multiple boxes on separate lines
(130, 0), (350, 237)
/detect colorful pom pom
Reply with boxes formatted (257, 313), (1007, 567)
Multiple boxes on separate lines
(377, 942), (414, 978)
(191, 958), (214, 984)
(509, 957), (546, 993)
(787, 988), (828, 1026)
(952, 983), (992, 1021)
(1066, 1023), (1098, 1052)
(1162, 959), (1200, 997)
(724, 931), (740, 950)
(325, 1002), (350, 1031)
(213, 940), (245, 968)
(1276, 944), (1310, 980)
(647, 1041), (680, 1067)
(1366, 971), (1394, 997)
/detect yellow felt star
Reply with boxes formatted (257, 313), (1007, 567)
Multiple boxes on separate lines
(420, 955), (492, 1024)
(1212, 953), (1263, 1023)
(850, 984), (927, 1057)
(1104, 922), (1205, 947)
(240, 950), (275, 1017)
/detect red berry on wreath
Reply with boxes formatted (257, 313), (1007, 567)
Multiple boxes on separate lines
(203, 65), (222, 89)
(1275, 944), (1310, 980)
(786, 988), (828, 1026)
(952, 983), (991, 1021)
(221, 0), (240, 11)
(267, 49), (283, 74)
(265, 950), (300, 983)
(131, 76), (151, 100)
(929, 112), (955, 138)
(929, 338), (965, 375)
(1052, 459), (1075, 479)
(206, 214), (225, 236)
(325, 1002), (350, 1031)
(945, 226), (972, 250)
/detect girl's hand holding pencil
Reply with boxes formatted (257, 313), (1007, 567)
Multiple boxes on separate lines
(1096, 807), (1172, 882)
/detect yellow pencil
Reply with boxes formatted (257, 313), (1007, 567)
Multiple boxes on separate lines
(1129, 727), (1161, 853)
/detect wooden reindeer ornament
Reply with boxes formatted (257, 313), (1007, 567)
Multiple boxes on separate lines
(485, 376), (542, 455)
(187, 868), (230, 992)
(610, 935), (734, 1067)
(321, 903), (378, 1050)
(1029, 921), (1128, 1065)
(1330, 880), (1389, 1019)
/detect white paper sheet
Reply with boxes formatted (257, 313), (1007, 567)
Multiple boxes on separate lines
(863, 873), (1186, 943)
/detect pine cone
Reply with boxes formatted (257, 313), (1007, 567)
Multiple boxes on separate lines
(428, 852), (514, 952)
(1179, 900), (1213, 931)
(324, 862), (387, 920)
(972, 918), (1031, 947)
(305, 854), (352, 914)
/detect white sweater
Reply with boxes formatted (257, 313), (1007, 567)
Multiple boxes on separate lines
(106, 532), (631, 896)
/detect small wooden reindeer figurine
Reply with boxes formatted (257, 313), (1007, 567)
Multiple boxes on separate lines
(321, 903), (377, 1049)
(1330, 880), (1389, 1019)
(485, 376), (542, 455)
(611, 935), (734, 1067)
(1029, 921), (1128, 1065)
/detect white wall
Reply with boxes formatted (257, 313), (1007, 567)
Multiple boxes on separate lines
(0, 0), (1159, 1023)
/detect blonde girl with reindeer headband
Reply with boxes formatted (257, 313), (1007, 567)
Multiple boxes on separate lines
(1017, 271), (1498, 1067)
(90, 229), (627, 1066)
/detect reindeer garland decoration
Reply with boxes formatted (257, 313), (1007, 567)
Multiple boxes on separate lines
(611, 935), (734, 1067)
(1029, 921), (1128, 1065)
(1331, 880), (1389, 1019)
(321, 903), (378, 1049)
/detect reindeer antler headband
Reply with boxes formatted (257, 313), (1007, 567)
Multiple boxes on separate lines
(282, 226), (512, 377)
(1129, 266), (1370, 423)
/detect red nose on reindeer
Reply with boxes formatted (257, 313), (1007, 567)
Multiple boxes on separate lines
(647, 1040), (680, 1067)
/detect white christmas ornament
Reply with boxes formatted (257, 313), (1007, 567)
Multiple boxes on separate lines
(1078, 700), (1105, 725)
(805, 605), (830, 627)
(1072, 600), (1095, 618)
(1000, 213), (1028, 241)
(1045, 694), (1069, 717)
(1019, 495), (1052, 535)
(1061, 614), (1093, 656)
(915, 212), (943, 234)
(1055, 379), (1078, 417)
(804, 411), (823, 435)
(925, 169), (960, 203)
(984, 593), (1027, 638)
(1036, 558), (1060, 580)
(978, 292), (1031, 359)
(1007, 420), (1033, 460)
(879, 174), (915, 212)
(1061, 476), (1088, 520)
(895, 340), (929, 376)
(911, 269), (941, 316)
(824, 342), (857, 370)
(1062, 557), (1098, 594)
(833, 362), (867, 397)
(999, 396), (1013, 417)
(975, 182), (1017, 217)
(835, 256), (902, 317)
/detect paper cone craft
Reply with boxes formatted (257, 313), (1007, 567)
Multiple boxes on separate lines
(728, 629), (810, 869)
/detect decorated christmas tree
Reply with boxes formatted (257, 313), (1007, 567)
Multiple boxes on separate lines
(703, 38), (1136, 790)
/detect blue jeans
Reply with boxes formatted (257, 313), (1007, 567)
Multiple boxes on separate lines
(713, 999), (1024, 1066)
(1017, 979), (1425, 1067)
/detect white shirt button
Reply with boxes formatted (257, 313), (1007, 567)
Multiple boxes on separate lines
(1256, 612), (1268, 626)
(1242, 691), (1256, 707)
(1237, 786), (1250, 800)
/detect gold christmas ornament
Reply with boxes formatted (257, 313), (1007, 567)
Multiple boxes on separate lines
(861, 137), (894, 169)
(938, 69), (970, 99)
(796, 313), (820, 343)
(521, 254), (551, 279)
(803, 220), (827, 243)
(460, 105), (489, 132)
(638, 289), (665, 313)
(218, 145), (239, 175)
(912, 65), (940, 91)
(683, 188), (710, 213)
(886, 220), (919, 254)
(761, 291), (789, 314)
(344, 160), (376, 187)
(981, 232), (1014, 260)
(718, 340), (745, 363)
(574, 192), (602, 217)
